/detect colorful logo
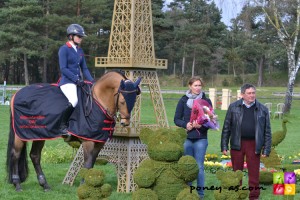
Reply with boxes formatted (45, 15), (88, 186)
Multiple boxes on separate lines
(273, 172), (296, 195)
(284, 184), (295, 195)
(273, 172), (284, 184)
(284, 172), (296, 184)
(273, 184), (284, 195)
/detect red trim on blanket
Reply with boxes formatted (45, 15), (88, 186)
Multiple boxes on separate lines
(104, 120), (114, 124)
(67, 130), (107, 143)
(11, 91), (18, 139)
(14, 132), (62, 142)
(102, 127), (114, 131)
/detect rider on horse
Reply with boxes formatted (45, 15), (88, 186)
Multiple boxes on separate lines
(58, 24), (95, 141)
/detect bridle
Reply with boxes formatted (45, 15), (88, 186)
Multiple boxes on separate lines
(90, 84), (134, 121)
(91, 74), (141, 121)
(114, 86), (139, 120)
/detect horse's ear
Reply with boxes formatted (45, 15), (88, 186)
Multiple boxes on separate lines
(134, 77), (142, 87)
(120, 79), (125, 89)
(134, 77), (142, 95)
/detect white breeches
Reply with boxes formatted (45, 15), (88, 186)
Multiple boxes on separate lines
(60, 83), (78, 107)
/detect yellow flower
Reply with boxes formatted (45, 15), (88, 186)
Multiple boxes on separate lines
(221, 154), (231, 159)
(294, 169), (300, 175)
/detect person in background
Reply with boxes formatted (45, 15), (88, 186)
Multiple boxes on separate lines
(58, 24), (94, 140)
(221, 83), (272, 200)
(174, 76), (213, 200)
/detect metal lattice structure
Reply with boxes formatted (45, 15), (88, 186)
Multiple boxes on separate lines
(95, 0), (167, 69)
(63, 0), (169, 192)
(62, 137), (149, 192)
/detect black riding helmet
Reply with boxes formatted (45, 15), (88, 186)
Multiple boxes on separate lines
(67, 24), (87, 37)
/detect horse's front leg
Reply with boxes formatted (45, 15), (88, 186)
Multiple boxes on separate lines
(30, 141), (51, 192)
(81, 141), (105, 184)
(82, 141), (105, 169)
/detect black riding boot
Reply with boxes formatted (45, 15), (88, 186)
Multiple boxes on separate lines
(59, 102), (74, 141)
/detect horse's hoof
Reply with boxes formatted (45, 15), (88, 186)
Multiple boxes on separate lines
(43, 184), (51, 192)
(14, 184), (22, 192)
(37, 175), (47, 186)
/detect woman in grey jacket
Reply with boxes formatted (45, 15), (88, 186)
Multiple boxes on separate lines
(174, 76), (212, 200)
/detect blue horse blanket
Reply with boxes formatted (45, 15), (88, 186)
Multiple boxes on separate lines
(11, 83), (115, 142)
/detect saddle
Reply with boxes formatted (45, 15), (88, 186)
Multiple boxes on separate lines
(12, 83), (115, 142)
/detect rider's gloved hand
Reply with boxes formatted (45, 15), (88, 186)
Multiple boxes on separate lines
(76, 80), (85, 87)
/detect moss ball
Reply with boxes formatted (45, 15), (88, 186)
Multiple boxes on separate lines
(134, 167), (156, 188)
(77, 168), (112, 200)
(214, 189), (240, 200)
(77, 184), (93, 199)
(85, 169), (105, 187)
(238, 189), (249, 199)
(133, 188), (158, 200)
(177, 155), (199, 181)
(148, 142), (183, 161)
(101, 183), (112, 197)
(153, 169), (186, 200)
(176, 188), (199, 200)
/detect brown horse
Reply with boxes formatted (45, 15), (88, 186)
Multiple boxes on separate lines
(6, 70), (141, 191)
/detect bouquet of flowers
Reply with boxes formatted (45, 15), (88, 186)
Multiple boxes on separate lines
(190, 99), (219, 130)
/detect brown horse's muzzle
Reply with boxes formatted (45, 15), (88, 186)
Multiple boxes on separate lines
(120, 118), (130, 126)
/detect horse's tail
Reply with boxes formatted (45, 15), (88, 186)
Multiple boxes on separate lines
(6, 110), (28, 183)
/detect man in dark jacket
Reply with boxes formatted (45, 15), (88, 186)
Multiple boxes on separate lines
(221, 83), (272, 200)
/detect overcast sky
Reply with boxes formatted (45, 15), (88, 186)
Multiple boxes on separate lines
(164, 0), (244, 26)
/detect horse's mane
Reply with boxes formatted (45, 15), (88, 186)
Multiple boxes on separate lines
(102, 69), (128, 80)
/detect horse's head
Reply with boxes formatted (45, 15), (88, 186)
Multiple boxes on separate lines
(116, 77), (142, 126)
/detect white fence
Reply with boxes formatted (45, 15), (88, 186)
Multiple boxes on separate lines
(0, 84), (23, 105)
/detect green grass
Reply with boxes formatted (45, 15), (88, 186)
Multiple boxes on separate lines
(0, 86), (300, 199)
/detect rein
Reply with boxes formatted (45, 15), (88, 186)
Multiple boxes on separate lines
(81, 84), (93, 116)
(114, 92), (129, 120)
(91, 83), (131, 120)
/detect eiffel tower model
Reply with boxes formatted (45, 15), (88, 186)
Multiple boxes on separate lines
(63, 0), (169, 192)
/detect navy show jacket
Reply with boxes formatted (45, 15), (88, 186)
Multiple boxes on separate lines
(58, 42), (93, 86)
